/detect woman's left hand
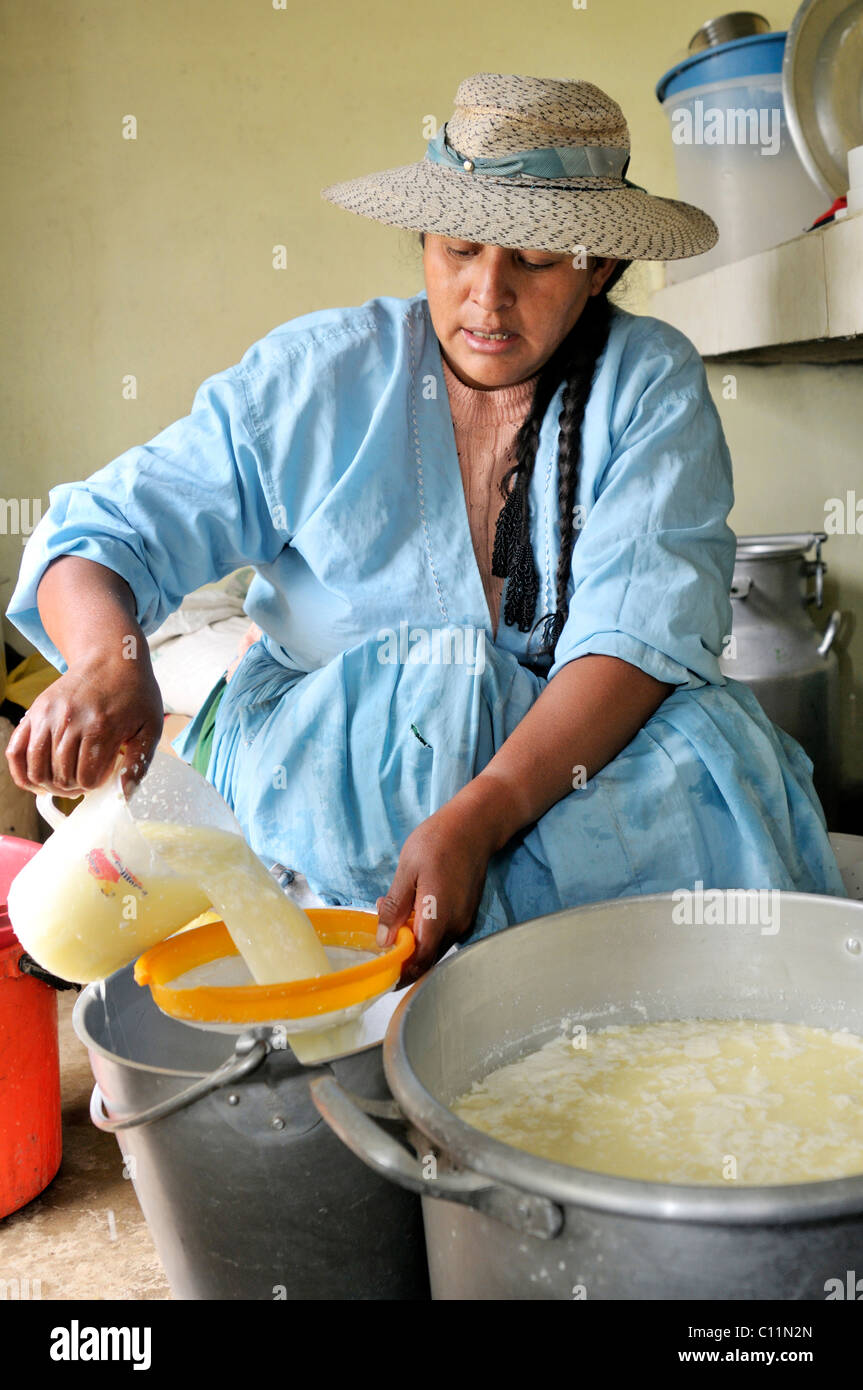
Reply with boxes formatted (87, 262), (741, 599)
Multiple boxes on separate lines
(376, 798), (500, 981)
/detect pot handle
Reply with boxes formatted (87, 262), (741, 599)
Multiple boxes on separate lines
(817, 609), (842, 658)
(89, 1035), (269, 1132)
(310, 1074), (563, 1240)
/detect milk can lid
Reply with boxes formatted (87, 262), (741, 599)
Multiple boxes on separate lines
(735, 531), (826, 560)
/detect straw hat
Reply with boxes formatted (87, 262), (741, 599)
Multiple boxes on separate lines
(320, 72), (717, 261)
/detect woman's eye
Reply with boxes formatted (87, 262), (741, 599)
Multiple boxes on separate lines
(446, 246), (553, 271)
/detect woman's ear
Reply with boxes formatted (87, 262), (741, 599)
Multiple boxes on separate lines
(590, 257), (620, 295)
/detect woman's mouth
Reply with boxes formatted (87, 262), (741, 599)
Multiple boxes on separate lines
(462, 328), (519, 353)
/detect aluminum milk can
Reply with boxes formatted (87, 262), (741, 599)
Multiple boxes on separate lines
(719, 532), (842, 825)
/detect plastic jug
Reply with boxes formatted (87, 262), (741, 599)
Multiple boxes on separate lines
(7, 752), (244, 983)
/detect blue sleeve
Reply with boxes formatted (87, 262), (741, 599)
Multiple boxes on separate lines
(545, 326), (736, 689)
(5, 363), (284, 672)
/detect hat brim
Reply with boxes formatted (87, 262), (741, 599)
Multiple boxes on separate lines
(320, 161), (717, 261)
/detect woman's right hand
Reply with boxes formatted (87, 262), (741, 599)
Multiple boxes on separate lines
(5, 650), (164, 797)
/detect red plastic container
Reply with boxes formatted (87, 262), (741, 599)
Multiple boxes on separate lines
(0, 835), (62, 1218)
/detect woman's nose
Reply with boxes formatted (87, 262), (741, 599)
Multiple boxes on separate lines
(468, 254), (517, 309)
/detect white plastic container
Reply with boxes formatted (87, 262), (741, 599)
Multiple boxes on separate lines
(657, 33), (827, 283)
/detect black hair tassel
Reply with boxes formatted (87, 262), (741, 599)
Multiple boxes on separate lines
(491, 481), (522, 579)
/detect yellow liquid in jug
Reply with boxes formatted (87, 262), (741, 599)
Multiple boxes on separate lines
(136, 822), (331, 984)
(20, 859), (212, 985)
(15, 818), (330, 986)
(452, 1019), (863, 1186)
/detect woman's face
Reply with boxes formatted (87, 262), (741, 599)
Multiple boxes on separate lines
(422, 234), (619, 389)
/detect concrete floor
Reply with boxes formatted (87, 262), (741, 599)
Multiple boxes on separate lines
(0, 988), (171, 1300)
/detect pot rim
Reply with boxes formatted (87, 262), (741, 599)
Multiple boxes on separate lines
(383, 891), (863, 1226)
(73, 965), (389, 1079)
(72, 971), (230, 1080)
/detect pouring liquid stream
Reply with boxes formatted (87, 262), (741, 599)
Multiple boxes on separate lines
(136, 822), (332, 984)
(136, 824), (365, 1063)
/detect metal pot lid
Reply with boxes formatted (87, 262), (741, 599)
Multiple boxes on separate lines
(782, 0), (863, 198)
(735, 530), (826, 558)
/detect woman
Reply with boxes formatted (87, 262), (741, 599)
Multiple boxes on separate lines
(5, 73), (845, 978)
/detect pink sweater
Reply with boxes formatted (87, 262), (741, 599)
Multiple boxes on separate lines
(441, 355), (539, 640)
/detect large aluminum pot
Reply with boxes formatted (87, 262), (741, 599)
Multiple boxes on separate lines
(312, 891), (863, 1300)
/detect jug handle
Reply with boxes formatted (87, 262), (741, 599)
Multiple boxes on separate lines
(35, 757), (126, 831)
(35, 792), (70, 831)
(309, 1074), (564, 1241)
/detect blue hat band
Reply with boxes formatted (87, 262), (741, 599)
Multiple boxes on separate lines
(423, 124), (631, 180)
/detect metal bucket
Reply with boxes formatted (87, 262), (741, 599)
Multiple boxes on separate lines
(312, 892), (863, 1300)
(73, 965), (429, 1299)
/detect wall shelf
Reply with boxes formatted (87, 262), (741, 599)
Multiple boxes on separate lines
(648, 212), (863, 364)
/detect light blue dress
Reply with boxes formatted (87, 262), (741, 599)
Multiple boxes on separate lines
(6, 290), (846, 936)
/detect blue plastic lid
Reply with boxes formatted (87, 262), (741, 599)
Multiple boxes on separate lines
(656, 31), (787, 104)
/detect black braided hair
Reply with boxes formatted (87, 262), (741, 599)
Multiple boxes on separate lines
(419, 232), (630, 667)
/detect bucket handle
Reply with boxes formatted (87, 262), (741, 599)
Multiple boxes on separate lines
(310, 1074), (563, 1241)
(89, 1035), (269, 1132)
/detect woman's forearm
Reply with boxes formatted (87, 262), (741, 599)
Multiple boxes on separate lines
(452, 654), (674, 853)
(37, 555), (149, 669)
(6, 555), (164, 793)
